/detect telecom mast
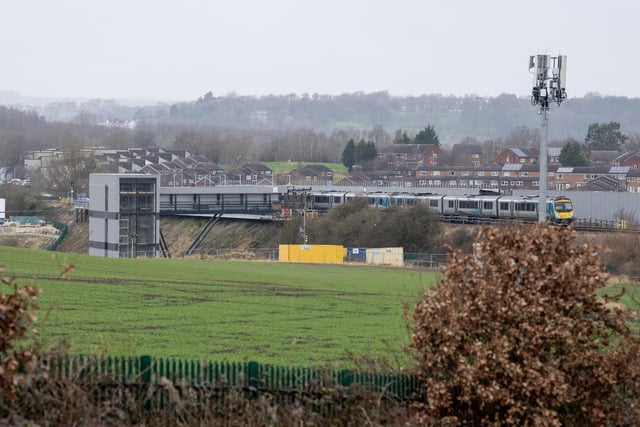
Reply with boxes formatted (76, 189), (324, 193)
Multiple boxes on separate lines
(529, 54), (567, 222)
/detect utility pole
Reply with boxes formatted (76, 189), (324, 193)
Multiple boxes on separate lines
(529, 54), (567, 222)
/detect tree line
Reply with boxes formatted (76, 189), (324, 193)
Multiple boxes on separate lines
(1, 101), (640, 204)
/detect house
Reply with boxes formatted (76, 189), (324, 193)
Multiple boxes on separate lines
(449, 143), (483, 166)
(287, 164), (334, 185)
(420, 145), (442, 166)
(581, 175), (626, 192)
(625, 168), (640, 193)
(589, 150), (619, 166)
(554, 166), (624, 191)
(335, 171), (386, 187)
(547, 147), (561, 165)
(227, 163), (273, 185)
(495, 147), (538, 165)
(378, 144), (440, 167)
(612, 151), (640, 169)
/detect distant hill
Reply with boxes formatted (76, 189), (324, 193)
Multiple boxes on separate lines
(131, 92), (640, 143)
(4, 91), (640, 144)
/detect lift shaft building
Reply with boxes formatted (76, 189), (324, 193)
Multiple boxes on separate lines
(89, 174), (160, 258)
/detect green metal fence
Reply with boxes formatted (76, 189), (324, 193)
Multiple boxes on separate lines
(46, 220), (68, 251)
(43, 354), (421, 401)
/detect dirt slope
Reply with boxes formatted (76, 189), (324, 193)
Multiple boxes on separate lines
(33, 207), (283, 257)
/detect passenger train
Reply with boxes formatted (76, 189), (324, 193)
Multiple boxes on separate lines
(306, 191), (575, 224)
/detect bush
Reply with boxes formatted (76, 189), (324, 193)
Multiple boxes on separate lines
(0, 274), (39, 410)
(410, 224), (640, 426)
(307, 199), (443, 252)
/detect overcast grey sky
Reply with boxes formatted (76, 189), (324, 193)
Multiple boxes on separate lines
(2, 0), (638, 102)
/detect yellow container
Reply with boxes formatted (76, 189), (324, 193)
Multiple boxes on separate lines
(279, 244), (344, 264)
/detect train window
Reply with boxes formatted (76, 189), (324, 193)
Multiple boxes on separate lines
(429, 200), (439, 208)
(448, 200), (454, 208)
(555, 201), (573, 212)
(515, 202), (536, 212)
(333, 196), (342, 204)
(459, 200), (478, 209)
(483, 201), (493, 210)
(499, 202), (509, 210)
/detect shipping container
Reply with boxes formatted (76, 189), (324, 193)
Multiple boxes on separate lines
(279, 244), (345, 264)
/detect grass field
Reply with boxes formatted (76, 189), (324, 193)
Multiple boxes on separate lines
(263, 161), (349, 182)
(0, 246), (437, 368)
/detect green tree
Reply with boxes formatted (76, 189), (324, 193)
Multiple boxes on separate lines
(375, 204), (442, 252)
(395, 130), (412, 144)
(413, 125), (440, 146)
(341, 139), (356, 171)
(306, 198), (442, 252)
(0, 184), (42, 215)
(559, 139), (589, 166)
(354, 139), (378, 167)
(411, 225), (640, 426)
(584, 121), (627, 151)
(307, 198), (381, 247)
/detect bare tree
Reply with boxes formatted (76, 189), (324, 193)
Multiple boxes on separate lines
(503, 126), (540, 148)
(46, 139), (96, 197)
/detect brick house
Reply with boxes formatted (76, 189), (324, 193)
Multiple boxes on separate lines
(589, 150), (619, 166)
(378, 144), (441, 167)
(285, 164), (334, 185)
(449, 143), (483, 166)
(612, 151), (640, 169)
(495, 147), (538, 165)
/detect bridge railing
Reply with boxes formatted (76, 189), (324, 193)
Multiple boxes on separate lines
(160, 201), (274, 214)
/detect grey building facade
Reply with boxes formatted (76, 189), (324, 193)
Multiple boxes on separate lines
(89, 174), (160, 258)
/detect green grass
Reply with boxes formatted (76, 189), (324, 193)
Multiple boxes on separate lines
(263, 161), (349, 182)
(0, 246), (436, 368)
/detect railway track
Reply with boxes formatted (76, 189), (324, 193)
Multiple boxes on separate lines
(433, 215), (638, 233)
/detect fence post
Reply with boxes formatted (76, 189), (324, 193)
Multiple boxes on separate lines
(248, 361), (260, 388)
(140, 355), (152, 384)
(339, 369), (353, 388)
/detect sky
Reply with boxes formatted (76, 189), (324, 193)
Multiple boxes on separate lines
(2, 0), (639, 103)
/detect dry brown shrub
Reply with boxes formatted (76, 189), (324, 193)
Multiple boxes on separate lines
(7, 367), (414, 426)
(0, 272), (39, 410)
(411, 224), (640, 426)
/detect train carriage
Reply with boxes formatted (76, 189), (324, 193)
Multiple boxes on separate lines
(344, 192), (390, 209)
(303, 190), (574, 224)
(307, 191), (348, 211)
(390, 193), (419, 207)
(416, 194), (446, 215)
(442, 194), (501, 221)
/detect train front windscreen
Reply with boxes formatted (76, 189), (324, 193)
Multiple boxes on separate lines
(554, 200), (573, 213)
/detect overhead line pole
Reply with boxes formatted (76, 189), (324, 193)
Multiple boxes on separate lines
(529, 54), (567, 222)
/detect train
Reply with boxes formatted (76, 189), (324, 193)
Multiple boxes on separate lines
(305, 190), (575, 224)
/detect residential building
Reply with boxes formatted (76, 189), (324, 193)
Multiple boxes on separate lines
(449, 143), (483, 166)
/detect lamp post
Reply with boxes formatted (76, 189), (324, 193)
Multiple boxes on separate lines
(529, 54), (567, 222)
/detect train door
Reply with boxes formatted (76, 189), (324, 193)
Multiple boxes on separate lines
(498, 200), (512, 218)
(442, 196), (458, 218)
